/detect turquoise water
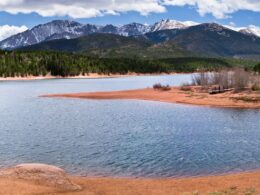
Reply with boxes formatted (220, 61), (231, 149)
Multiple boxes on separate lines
(0, 75), (259, 178)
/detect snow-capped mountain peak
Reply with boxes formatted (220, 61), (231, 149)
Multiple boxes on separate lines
(0, 20), (152, 49)
(0, 20), (86, 49)
(119, 23), (151, 36)
(150, 19), (187, 32)
(239, 25), (260, 37)
(201, 23), (229, 32)
(1, 19), (259, 50)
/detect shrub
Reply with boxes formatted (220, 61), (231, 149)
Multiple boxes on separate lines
(153, 83), (162, 89)
(245, 187), (257, 195)
(180, 82), (193, 91)
(153, 83), (171, 91)
(254, 63), (260, 73)
(252, 82), (260, 91)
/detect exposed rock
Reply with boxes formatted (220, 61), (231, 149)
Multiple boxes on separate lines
(0, 163), (81, 191)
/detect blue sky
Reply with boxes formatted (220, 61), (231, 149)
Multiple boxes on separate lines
(1, 6), (260, 28)
(0, 0), (260, 40)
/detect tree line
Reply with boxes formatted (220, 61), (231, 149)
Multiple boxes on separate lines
(0, 50), (258, 77)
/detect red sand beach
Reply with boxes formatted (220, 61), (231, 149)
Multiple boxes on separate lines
(0, 164), (259, 195)
(42, 86), (260, 109)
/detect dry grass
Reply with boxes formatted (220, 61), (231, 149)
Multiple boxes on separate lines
(231, 96), (260, 103)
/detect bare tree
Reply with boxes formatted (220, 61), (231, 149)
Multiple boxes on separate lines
(190, 68), (254, 93)
(211, 69), (236, 89)
(192, 72), (210, 88)
(231, 68), (250, 92)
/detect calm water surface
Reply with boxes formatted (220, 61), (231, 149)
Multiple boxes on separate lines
(0, 74), (259, 178)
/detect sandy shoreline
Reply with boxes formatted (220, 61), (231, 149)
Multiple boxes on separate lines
(0, 74), (128, 81)
(42, 86), (260, 109)
(0, 73), (176, 81)
(0, 168), (259, 195)
(71, 171), (260, 195)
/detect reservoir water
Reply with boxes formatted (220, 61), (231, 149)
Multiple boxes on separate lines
(0, 74), (259, 178)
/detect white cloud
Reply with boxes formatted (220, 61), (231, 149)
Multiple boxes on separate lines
(0, 0), (260, 19)
(0, 0), (165, 19)
(163, 0), (260, 19)
(0, 25), (28, 41)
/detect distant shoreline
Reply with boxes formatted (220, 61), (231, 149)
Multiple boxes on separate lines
(42, 86), (260, 109)
(0, 72), (179, 81)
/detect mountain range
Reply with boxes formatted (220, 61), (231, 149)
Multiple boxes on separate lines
(1, 19), (260, 59)
(0, 20), (152, 49)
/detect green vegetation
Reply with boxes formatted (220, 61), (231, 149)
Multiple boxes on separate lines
(0, 50), (168, 77)
(252, 82), (260, 91)
(225, 58), (258, 70)
(21, 27), (260, 58)
(0, 50), (259, 77)
(254, 63), (260, 73)
(22, 33), (151, 54)
(160, 58), (232, 72)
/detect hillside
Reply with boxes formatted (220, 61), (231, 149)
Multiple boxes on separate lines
(173, 23), (260, 57)
(2, 19), (260, 57)
(0, 19), (191, 50)
(16, 23), (260, 59)
(19, 33), (197, 58)
(143, 23), (260, 57)
(20, 33), (152, 53)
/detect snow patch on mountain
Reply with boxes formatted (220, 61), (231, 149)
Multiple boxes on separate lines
(1, 19), (259, 50)
(119, 23), (151, 36)
(0, 20), (151, 49)
(150, 19), (187, 32)
(0, 20), (86, 49)
(239, 25), (260, 37)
